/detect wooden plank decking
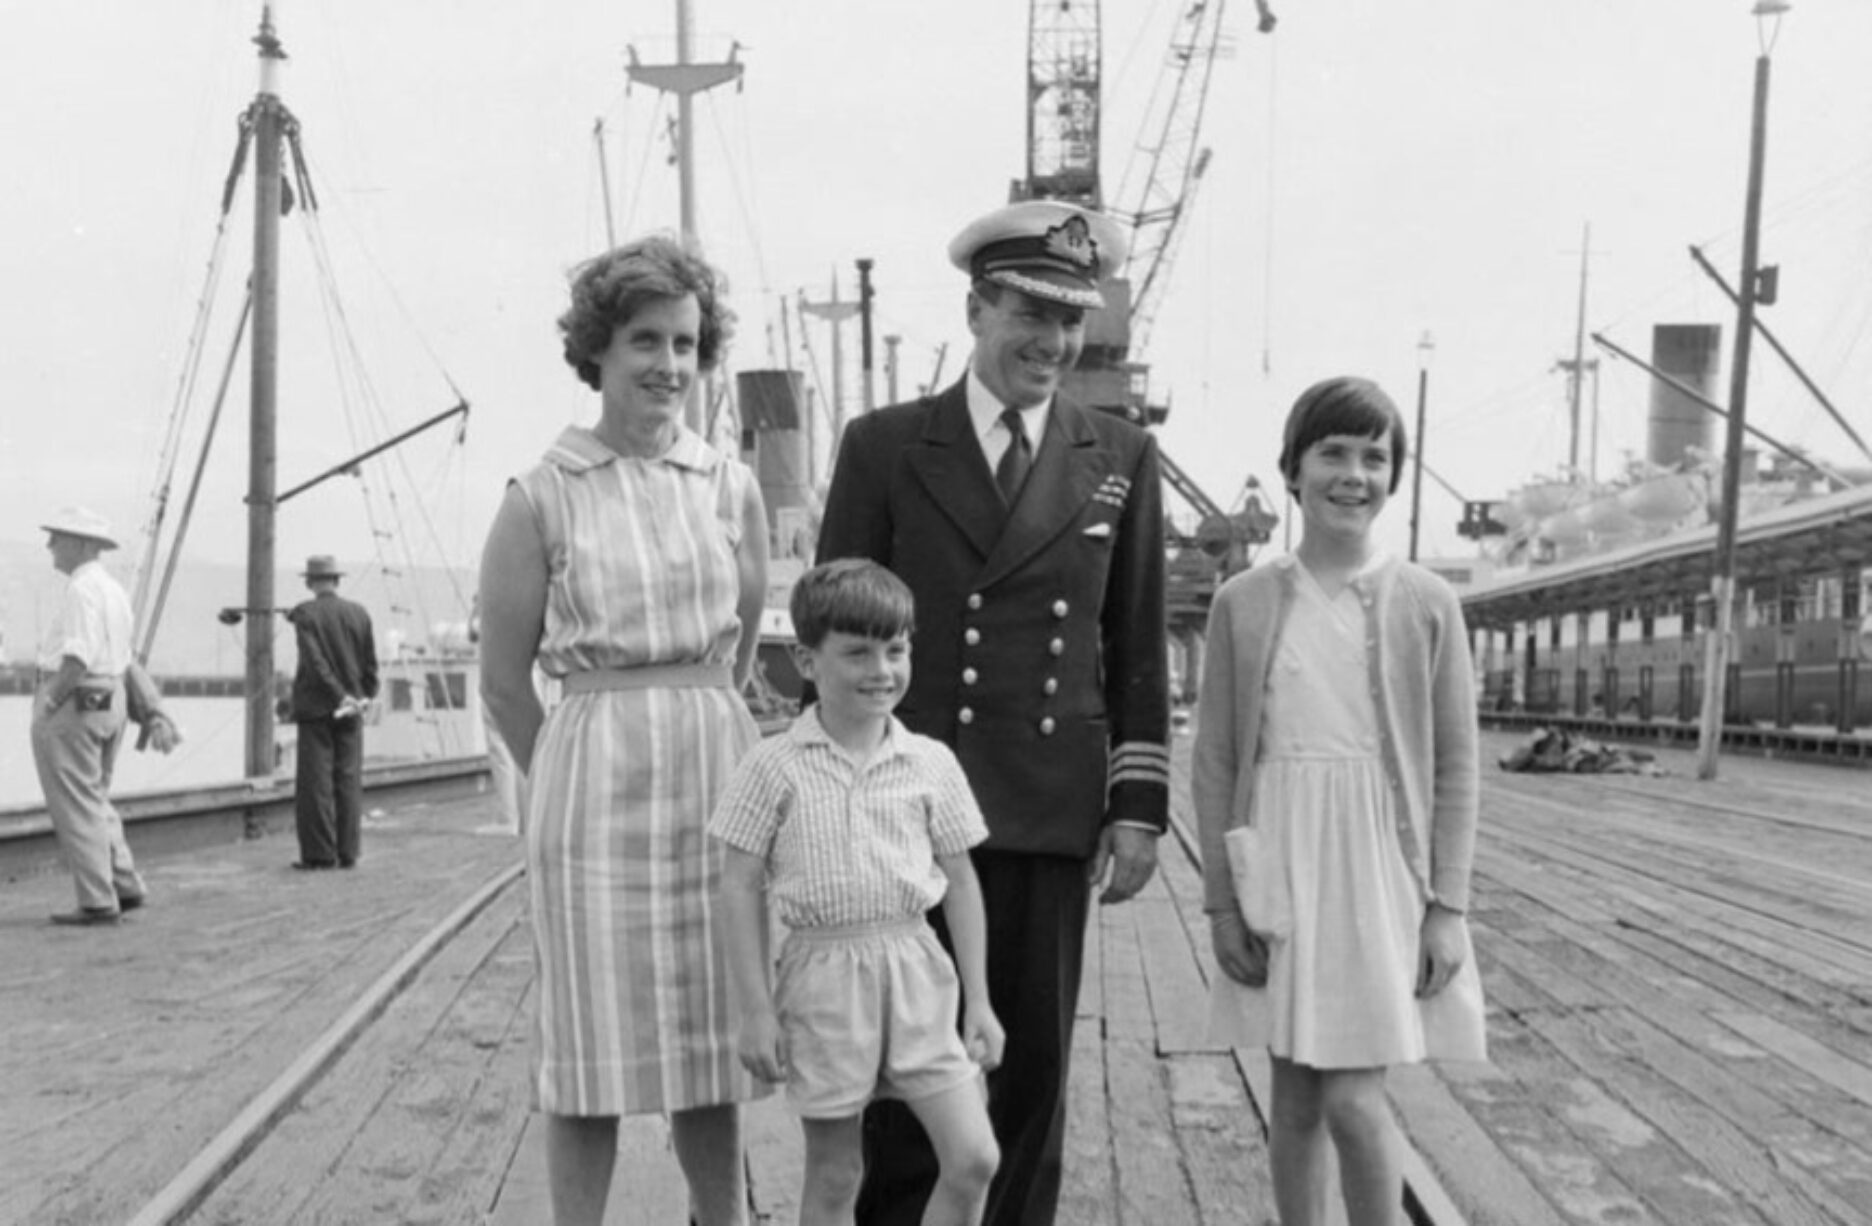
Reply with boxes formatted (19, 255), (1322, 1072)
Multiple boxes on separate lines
(1397, 730), (1872, 1226)
(5, 729), (1871, 1224)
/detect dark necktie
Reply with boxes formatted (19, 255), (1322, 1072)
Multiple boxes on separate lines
(996, 408), (1033, 504)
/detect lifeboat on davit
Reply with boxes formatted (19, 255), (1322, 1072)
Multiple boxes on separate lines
(1496, 476), (1579, 531)
(1540, 506), (1590, 546)
(1577, 491), (1638, 536)
(1618, 470), (1705, 527)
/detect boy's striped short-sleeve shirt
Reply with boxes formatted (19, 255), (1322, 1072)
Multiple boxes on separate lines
(708, 708), (989, 929)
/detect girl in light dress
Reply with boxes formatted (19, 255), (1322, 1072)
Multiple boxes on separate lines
(1192, 376), (1487, 1226)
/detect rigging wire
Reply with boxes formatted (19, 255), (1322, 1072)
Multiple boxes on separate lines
(293, 140), (465, 406)
(795, 292), (834, 434)
(622, 91), (672, 237)
(273, 141), (476, 757)
(1260, 28), (1278, 377)
(289, 135), (474, 581)
(133, 218), (238, 628)
(588, 85), (632, 252)
(139, 288), (254, 665)
(299, 210), (470, 627)
(708, 90), (772, 292)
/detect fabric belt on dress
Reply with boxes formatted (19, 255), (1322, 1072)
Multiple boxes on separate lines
(561, 663), (733, 693)
(785, 917), (928, 944)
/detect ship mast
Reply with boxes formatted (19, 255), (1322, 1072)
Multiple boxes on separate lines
(1556, 222), (1597, 481)
(244, 4), (286, 780)
(624, 0), (742, 433)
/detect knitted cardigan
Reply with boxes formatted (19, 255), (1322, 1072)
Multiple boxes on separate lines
(1191, 553), (1480, 918)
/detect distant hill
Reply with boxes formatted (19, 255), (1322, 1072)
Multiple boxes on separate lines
(0, 538), (473, 677)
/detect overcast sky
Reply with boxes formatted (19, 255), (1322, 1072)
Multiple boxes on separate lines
(3, 0), (1870, 596)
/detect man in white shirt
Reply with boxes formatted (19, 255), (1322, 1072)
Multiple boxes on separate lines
(31, 506), (148, 926)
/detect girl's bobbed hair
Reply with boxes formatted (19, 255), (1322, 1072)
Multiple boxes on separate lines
(1277, 376), (1409, 494)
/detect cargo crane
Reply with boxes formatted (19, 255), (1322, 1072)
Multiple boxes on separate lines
(1013, 0), (1276, 662)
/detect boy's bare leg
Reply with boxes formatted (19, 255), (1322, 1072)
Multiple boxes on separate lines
(904, 1079), (1000, 1226)
(801, 1114), (866, 1225)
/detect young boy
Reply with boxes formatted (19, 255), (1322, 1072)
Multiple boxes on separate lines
(712, 558), (1004, 1226)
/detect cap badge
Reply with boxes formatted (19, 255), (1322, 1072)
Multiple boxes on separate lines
(1042, 215), (1098, 272)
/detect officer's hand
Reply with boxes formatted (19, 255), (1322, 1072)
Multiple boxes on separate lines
(1091, 825), (1159, 904)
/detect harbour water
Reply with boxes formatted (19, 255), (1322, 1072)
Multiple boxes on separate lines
(0, 694), (254, 808)
(0, 681), (487, 809)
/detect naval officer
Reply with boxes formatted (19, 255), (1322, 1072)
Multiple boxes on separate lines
(816, 199), (1170, 1226)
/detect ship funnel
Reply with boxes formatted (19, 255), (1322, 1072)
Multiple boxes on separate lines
(737, 369), (817, 560)
(1646, 324), (1721, 468)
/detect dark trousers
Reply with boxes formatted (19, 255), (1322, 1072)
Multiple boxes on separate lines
(295, 716), (363, 866)
(856, 851), (1092, 1226)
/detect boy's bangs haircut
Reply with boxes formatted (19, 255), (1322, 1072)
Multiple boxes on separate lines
(1278, 376), (1410, 494)
(791, 558), (916, 648)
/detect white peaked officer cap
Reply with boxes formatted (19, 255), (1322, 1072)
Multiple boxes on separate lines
(947, 200), (1129, 311)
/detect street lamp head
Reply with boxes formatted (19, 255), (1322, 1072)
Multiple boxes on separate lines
(218, 606), (284, 626)
(1753, 0), (1789, 52)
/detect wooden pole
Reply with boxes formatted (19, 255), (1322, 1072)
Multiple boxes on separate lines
(1409, 332), (1433, 562)
(592, 118), (617, 249)
(800, 272), (858, 443)
(245, 6), (286, 781)
(1697, 48), (1774, 782)
(856, 258), (876, 414)
(1567, 224), (1591, 473)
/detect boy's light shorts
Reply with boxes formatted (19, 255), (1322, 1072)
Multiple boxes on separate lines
(776, 918), (982, 1120)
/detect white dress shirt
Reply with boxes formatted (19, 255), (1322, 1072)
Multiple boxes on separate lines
(40, 559), (133, 677)
(966, 366), (1051, 471)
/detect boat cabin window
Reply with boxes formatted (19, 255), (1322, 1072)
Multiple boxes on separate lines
(389, 678), (414, 712)
(425, 671), (468, 710)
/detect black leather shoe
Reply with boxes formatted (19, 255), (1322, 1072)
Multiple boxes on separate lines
(51, 907), (122, 926)
(118, 892), (147, 913)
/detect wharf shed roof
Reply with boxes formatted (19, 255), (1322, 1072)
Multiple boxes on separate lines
(1460, 482), (1872, 628)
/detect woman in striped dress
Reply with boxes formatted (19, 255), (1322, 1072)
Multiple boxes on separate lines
(479, 235), (770, 1226)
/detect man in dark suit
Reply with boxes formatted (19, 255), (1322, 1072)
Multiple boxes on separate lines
(817, 200), (1170, 1226)
(287, 554), (378, 870)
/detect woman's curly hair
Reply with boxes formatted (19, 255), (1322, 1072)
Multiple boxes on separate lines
(557, 234), (736, 390)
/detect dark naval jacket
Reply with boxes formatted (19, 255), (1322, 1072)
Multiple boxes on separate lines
(816, 380), (1170, 859)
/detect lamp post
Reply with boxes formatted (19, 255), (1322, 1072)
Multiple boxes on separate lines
(1696, 0), (1787, 781)
(1409, 330), (1435, 562)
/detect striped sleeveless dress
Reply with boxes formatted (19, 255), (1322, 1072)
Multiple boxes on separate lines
(512, 423), (767, 1116)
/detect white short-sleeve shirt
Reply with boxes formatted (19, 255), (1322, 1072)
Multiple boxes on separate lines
(39, 559), (132, 676)
(708, 707), (989, 929)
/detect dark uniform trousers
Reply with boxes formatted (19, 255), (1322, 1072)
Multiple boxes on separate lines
(295, 715), (364, 866)
(856, 851), (1091, 1226)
